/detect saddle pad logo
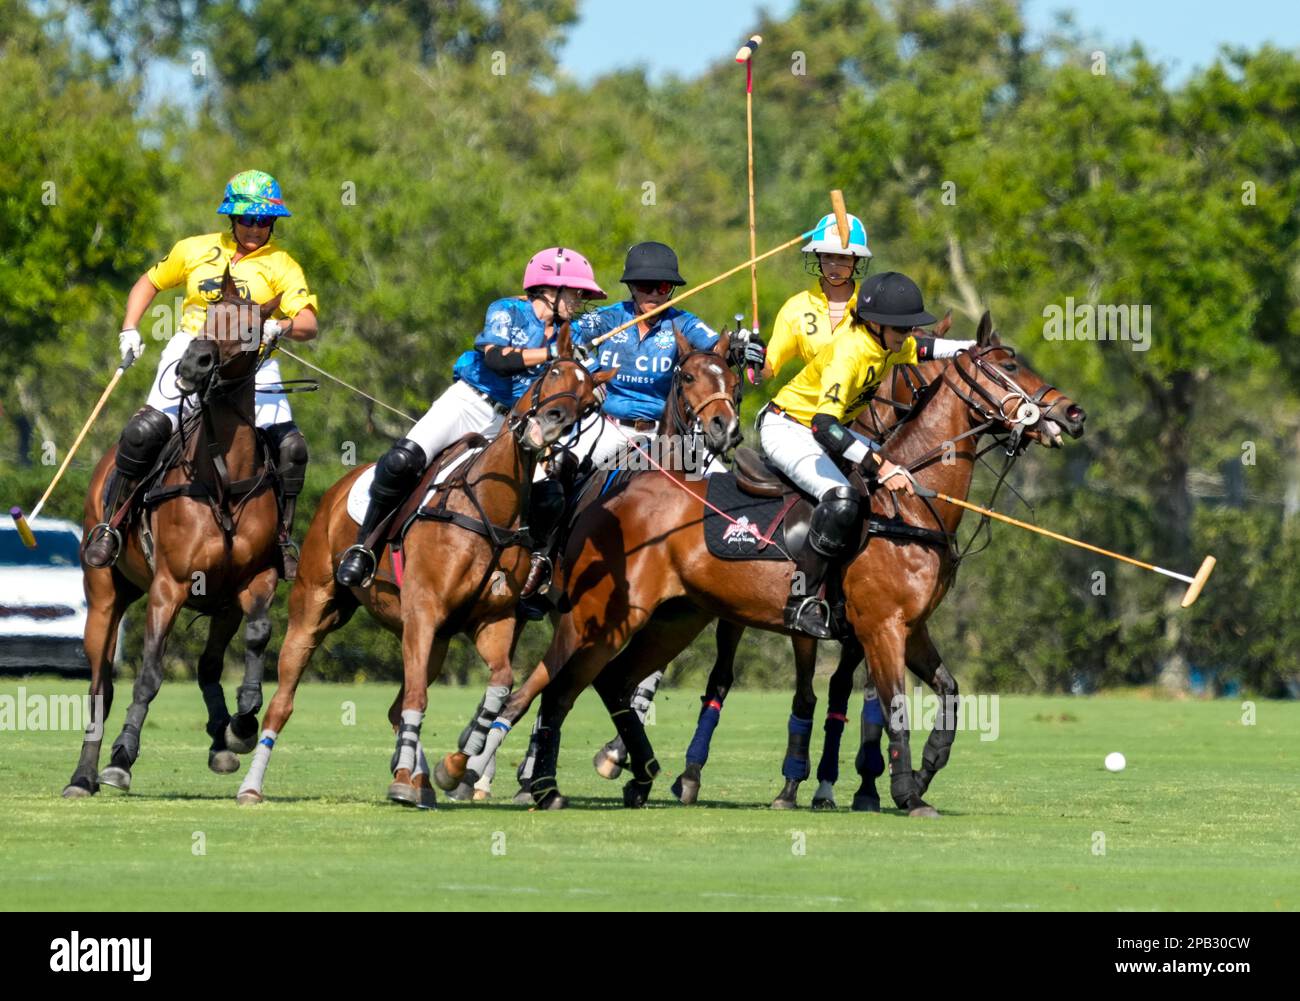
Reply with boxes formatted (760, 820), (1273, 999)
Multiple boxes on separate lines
(722, 516), (760, 545)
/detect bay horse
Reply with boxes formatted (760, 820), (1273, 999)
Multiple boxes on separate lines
(435, 328), (743, 795)
(466, 314), (1086, 815)
(65, 269), (285, 797)
(235, 324), (614, 807)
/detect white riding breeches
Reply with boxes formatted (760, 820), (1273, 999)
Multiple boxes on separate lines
(758, 408), (874, 500)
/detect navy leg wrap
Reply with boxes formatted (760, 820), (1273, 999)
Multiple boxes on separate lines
(815, 694), (850, 785)
(684, 697), (723, 768)
(781, 714), (814, 781)
(856, 696), (885, 780)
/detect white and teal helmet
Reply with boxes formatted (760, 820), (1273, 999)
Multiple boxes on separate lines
(802, 212), (871, 258)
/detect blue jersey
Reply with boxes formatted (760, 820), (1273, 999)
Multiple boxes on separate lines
(573, 302), (719, 421)
(452, 297), (552, 405)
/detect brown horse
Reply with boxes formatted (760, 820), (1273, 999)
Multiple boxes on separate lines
(466, 314), (1086, 814)
(65, 270), (285, 797)
(236, 324), (615, 806)
(437, 328), (743, 794)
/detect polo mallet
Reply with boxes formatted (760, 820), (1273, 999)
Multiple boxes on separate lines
(736, 33), (763, 378)
(10, 350), (138, 548)
(912, 485), (1217, 607)
(588, 189), (851, 350)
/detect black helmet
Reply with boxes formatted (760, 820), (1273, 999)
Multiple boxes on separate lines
(620, 242), (686, 285)
(852, 271), (936, 328)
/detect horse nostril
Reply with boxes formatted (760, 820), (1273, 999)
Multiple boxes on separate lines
(1067, 404), (1085, 422)
(546, 408), (565, 424)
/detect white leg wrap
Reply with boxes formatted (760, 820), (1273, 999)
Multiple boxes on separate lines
(466, 719), (511, 777)
(413, 739), (430, 779)
(395, 709), (424, 775)
(238, 729), (278, 796)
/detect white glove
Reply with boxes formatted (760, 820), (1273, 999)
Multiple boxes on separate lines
(263, 318), (285, 341)
(118, 327), (143, 362)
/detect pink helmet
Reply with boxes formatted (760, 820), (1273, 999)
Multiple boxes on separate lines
(523, 247), (606, 299)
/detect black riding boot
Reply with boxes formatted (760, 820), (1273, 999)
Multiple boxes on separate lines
(783, 485), (859, 640)
(266, 422), (308, 581)
(336, 438), (427, 588)
(520, 477), (567, 599)
(83, 407), (173, 569)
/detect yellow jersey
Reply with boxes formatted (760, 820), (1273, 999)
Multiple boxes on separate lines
(771, 323), (918, 426)
(147, 232), (319, 336)
(766, 285), (860, 376)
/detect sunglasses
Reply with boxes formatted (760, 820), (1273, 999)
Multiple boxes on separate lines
(630, 281), (674, 296)
(234, 214), (274, 228)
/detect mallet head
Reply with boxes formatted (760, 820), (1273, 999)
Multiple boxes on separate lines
(1180, 555), (1216, 608)
(10, 506), (36, 549)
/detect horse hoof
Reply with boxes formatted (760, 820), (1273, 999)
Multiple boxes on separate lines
(209, 750), (240, 774)
(417, 787), (438, 811)
(622, 780), (651, 808)
(811, 796), (837, 811)
(62, 781), (96, 799)
(593, 748), (623, 781)
(671, 775), (700, 805)
(513, 787), (534, 806)
(434, 753), (466, 792)
(851, 793), (881, 813)
(224, 721), (258, 755)
(534, 789), (567, 810)
(445, 781), (474, 802)
(387, 781), (421, 807)
(99, 766), (131, 792)
(908, 804), (941, 819)
(236, 789), (264, 806)
(472, 787), (490, 802)
(770, 796), (798, 810)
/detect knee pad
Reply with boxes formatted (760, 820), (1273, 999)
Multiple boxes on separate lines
(809, 486), (859, 557)
(117, 407), (174, 478)
(372, 438), (427, 505)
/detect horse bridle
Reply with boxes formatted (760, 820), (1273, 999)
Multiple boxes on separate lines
(665, 348), (740, 460)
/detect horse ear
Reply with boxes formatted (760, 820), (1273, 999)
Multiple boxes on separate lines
(594, 367), (617, 385)
(556, 321), (573, 359)
(976, 310), (993, 346)
(674, 328), (692, 360)
(713, 329), (733, 362)
(221, 266), (241, 302)
(935, 310), (953, 336)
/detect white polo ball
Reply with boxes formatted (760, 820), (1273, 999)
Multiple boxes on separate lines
(1105, 751), (1126, 772)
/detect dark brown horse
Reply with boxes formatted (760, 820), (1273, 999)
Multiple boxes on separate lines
(465, 314), (1086, 815)
(236, 325), (614, 806)
(436, 329), (743, 794)
(65, 270), (285, 797)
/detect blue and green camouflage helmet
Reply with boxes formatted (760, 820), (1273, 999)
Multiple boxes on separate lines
(217, 170), (292, 217)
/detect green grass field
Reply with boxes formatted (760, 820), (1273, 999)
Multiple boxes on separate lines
(1, 677), (1296, 911)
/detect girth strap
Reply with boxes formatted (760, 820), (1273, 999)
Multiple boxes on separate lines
(417, 507), (533, 551)
(865, 516), (952, 549)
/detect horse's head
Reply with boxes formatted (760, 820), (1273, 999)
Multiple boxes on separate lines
(176, 267), (281, 398)
(510, 321), (614, 453)
(948, 311), (1087, 448)
(668, 327), (742, 456)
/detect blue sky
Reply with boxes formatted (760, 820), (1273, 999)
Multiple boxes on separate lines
(559, 0), (1299, 85)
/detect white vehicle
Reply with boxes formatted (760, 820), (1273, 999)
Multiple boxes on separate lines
(0, 517), (91, 673)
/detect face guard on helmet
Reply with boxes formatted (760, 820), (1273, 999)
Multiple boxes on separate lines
(801, 211), (871, 282)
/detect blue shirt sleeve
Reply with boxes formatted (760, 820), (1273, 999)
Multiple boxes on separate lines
(678, 311), (720, 351)
(473, 301), (518, 351)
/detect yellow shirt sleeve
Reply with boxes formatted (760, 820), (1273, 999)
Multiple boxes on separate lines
(146, 237), (195, 291)
(766, 297), (802, 376)
(273, 254), (319, 319)
(816, 333), (868, 423)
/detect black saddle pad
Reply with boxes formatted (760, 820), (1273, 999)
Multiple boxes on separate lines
(703, 473), (794, 561)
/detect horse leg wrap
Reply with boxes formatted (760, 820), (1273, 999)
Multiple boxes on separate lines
(887, 739), (920, 809)
(632, 671), (663, 724)
(466, 718), (511, 779)
(413, 739), (431, 780)
(394, 710), (423, 775)
(459, 684), (510, 756)
(200, 682), (230, 739)
(855, 696), (886, 780)
(685, 697), (723, 768)
(111, 723), (142, 765)
(236, 681), (263, 718)
(529, 725), (559, 800)
(238, 730), (277, 796)
(816, 701), (849, 786)
(781, 715), (814, 781)
(516, 716), (541, 786)
(611, 708), (659, 784)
